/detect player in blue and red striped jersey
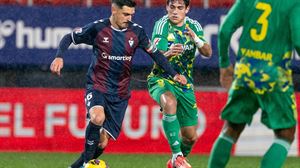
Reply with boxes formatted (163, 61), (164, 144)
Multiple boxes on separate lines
(50, 0), (187, 168)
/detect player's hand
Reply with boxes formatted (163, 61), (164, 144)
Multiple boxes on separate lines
(184, 26), (197, 40)
(165, 43), (184, 58)
(50, 57), (64, 76)
(173, 74), (187, 85)
(220, 65), (234, 91)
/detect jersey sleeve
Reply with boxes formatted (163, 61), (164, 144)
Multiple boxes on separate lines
(71, 21), (97, 45)
(138, 27), (158, 54)
(218, 0), (244, 68)
(290, 3), (300, 55)
(151, 19), (169, 51)
(188, 19), (206, 43)
(137, 27), (177, 77)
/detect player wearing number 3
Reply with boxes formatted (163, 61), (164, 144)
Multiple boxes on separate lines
(208, 0), (300, 168)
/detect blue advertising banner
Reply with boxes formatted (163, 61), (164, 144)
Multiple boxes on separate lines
(0, 6), (299, 69)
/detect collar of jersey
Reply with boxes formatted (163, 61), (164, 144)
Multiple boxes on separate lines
(110, 25), (127, 32)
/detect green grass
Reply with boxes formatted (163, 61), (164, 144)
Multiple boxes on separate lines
(0, 152), (299, 168)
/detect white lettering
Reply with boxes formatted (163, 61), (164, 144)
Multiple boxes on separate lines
(123, 106), (148, 139)
(197, 108), (206, 137)
(0, 103), (11, 137)
(14, 103), (35, 137)
(45, 104), (67, 137)
(151, 106), (163, 139)
(14, 20), (90, 49)
(69, 104), (86, 138)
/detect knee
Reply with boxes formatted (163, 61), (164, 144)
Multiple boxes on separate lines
(161, 97), (177, 114)
(89, 107), (105, 125)
(223, 122), (245, 142)
(183, 135), (198, 145)
(164, 99), (177, 109)
(275, 126), (296, 143)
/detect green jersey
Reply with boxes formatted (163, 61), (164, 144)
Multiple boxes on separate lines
(219, 0), (300, 94)
(148, 15), (206, 90)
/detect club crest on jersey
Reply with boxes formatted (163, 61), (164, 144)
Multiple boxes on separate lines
(128, 37), (134, 47)
(103, 37), (109, 43)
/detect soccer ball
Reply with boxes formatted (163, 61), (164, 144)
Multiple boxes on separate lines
(84, 159), (109, 168)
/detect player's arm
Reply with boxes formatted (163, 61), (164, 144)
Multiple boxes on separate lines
(218, 0), (244, 90)
(50, 33), (72, 76)
(151, 49), (187, 85)
(50, 22), (97, 76)
(140, 28), (187, 84)
(290, 4), (300, 55)
(151, 20), (182, 59)
(218, 0), (244, 68)
(185, 26), (212, 57)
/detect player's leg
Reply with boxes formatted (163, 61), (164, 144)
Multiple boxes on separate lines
(148, 77), (182, 157)
(180, 126), (197, 157)
(177, 90), (198, 158)
(69, 146), (104, 168)
(160, 91), (182, 157)
(69, 89), (106, 168)
(208, 121), (245, 168)
(83, 106), (105, 163)
(259, 89), (297, 168)
(208, 87), (259, 168)
(260, 126), (296, 168)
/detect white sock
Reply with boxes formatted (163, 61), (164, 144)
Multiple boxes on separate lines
(172, 152), (183, 163)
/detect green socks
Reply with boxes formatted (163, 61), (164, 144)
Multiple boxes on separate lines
(208, 133), (234, 168)
(162, 113), (181, 153)
(260, 138), (291, 168)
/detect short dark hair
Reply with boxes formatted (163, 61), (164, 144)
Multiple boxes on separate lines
(112, 0), (136, 8)
(167, 0), (190, 7)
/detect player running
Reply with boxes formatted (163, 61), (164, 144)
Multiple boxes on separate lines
(50, 0), (187, 168)
(147, 0), (212, 168)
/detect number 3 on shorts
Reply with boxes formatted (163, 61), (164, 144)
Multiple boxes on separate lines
(250, 2), (272, 42)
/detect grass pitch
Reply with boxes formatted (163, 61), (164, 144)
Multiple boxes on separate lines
(0, 152), (299, 168)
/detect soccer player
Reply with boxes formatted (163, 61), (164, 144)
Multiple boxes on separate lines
(147, 0), (212, 168)
(50, 0), (187, 168)
(208, 0), (300, 168)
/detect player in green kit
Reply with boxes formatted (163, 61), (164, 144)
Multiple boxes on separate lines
(208, 0), (300, 168)
(147, 0), (212, 168)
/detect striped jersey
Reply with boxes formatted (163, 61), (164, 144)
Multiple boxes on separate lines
(71, 18), (157, 98)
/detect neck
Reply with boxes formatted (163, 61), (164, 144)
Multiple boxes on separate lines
(109, 16), (120, 30)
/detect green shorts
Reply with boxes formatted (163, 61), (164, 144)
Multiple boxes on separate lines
(147, 76), (198, 127)
(222, 86), (297, 129)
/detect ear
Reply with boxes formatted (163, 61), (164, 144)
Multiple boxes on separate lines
(185, 6), (190, 14)
(111, 4), (117, 15)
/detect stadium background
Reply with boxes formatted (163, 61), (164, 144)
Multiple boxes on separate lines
(0, 0), (300, 159)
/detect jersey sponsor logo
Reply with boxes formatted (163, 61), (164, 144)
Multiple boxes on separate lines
(101, 52), (132, 61)
(183, 44), (194, 51)
(240, 47), (273, 61)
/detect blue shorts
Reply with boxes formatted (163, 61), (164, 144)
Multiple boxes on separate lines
(85, 89), (129, 140)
